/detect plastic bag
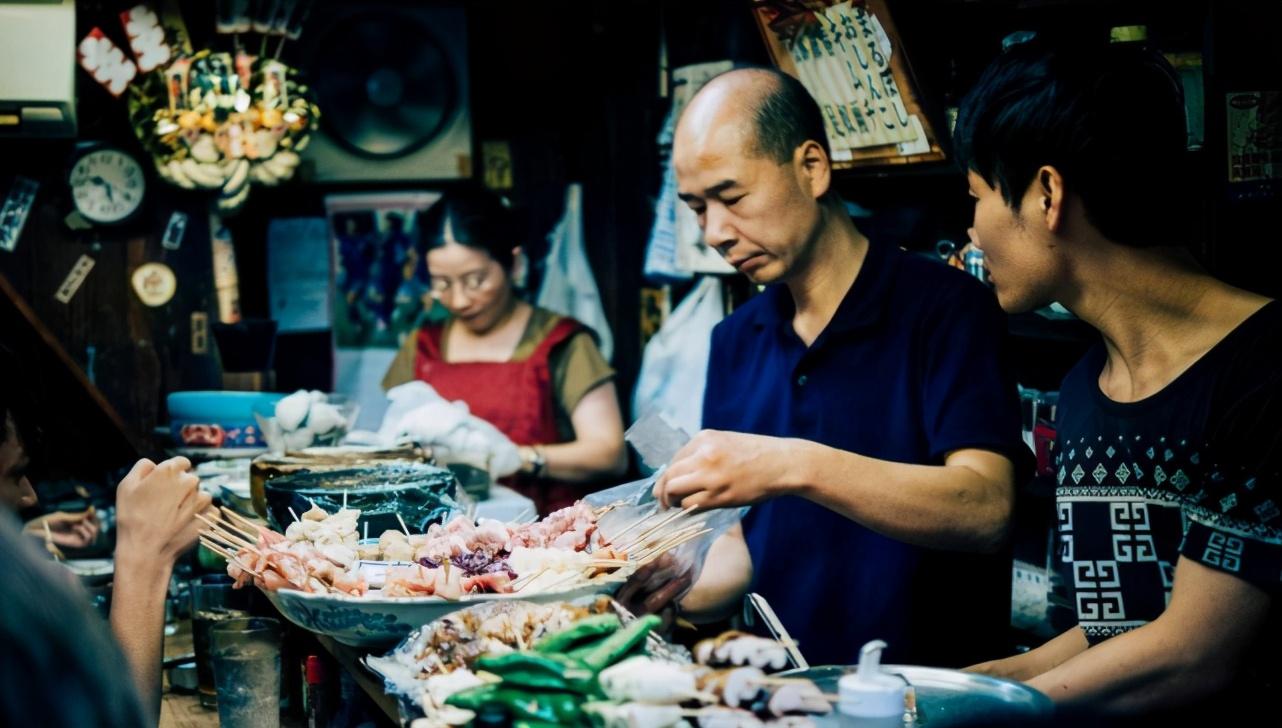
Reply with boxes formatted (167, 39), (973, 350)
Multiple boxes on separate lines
(347, 381), (522, 479)
(631, 276), (723, 440)
(586, 412), (746, 603)
(537, 183), (614, 361)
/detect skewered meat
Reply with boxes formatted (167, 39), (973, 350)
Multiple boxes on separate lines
(694, 632), (790, 671)
(583, 701), (690, 728)
(599, 657), (709, 704)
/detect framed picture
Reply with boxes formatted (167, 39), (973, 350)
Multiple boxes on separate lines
(325, 191), (442, 350)
(751, 0), (946, 168)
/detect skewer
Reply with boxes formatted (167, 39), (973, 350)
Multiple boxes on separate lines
(593, 501), (623, 518)
(510, 566), (550, 592)
(363, 521), (369, 541)
(396, 513), (411, 538)
(199, 523), (263, 554)
(537, 570), (583, 593)
(342, 489), (348, 510)
(288, 506), (301, 523)
(616, 505), (697, 552)
(42, 521), (64, 561)
(200, 527), (258, 553)
(198, 536), (236, 560)
(603, 510), (663, 545)
(195, 513), (260, 547)
(636, 528), (714, 566)
(628, 520), (706, 554)
(206, 514), (261, 545)
(219, 506), (266, 536)
(199, 538), (264, 578)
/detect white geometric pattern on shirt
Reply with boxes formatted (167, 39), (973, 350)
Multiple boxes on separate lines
(1055, 435), (1204, 635)
(1110, 501), (1158, 562)
(1073, 560), (1125, 621)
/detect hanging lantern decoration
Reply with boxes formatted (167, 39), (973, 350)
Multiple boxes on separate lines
(79, 3), (318, 212)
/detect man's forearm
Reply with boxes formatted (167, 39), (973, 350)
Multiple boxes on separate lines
(1027, 621), (1223, 714)
(968, 626), (1089, 681)
(790, 441), (1013, 552)
(110, 546), (173, 722)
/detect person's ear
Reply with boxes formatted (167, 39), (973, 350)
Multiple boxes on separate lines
(796, 140), (832, 200)
(1032, 165), (1067, 232)
(510, 246), (529, 290)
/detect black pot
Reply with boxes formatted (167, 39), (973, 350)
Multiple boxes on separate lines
(262, 463), (460, 536)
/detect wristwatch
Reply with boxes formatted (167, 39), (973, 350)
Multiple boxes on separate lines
(519, 445), (547, 477)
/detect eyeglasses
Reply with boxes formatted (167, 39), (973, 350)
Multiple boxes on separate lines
(429, 266), (496, 297)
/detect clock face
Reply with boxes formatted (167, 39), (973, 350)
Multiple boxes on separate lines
(69, 148), (145, 224)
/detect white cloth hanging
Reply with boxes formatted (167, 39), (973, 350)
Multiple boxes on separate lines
(537, 183), (614, 361)
(632, 276), (724, 437)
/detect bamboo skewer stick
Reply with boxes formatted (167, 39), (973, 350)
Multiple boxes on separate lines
(208, 515), (261, 545)
(622, 521), (700, 559)
(219, 506), (267, 536)
(396, 513), (412, 538)
(195, 514), (260, 548)
(200, 527), (257, 554)
(636, 528), (714, 566)
(603, 510), (663, 545)
(200, 538), (264, 578)
(43, 521), (64, 561)
(615, 505), (697, 551)
(288, 506), (302, 523)
(510, 567), (549, 592)
(629, 520), (706, 553)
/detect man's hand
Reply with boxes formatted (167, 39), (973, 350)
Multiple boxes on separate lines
(615, 552), (695, 632)
(110, 456), (214, 721)
(654, 430), (802, 510)
(114, 457), (214, 563)
(25, 508), (100, 549)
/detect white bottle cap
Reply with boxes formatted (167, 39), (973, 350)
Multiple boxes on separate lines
(838, 640), (907, 719)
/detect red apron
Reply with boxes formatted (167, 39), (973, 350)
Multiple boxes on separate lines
(414, 316), (584, 516)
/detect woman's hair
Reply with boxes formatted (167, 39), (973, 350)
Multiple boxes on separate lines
(417, 186), (520, 270)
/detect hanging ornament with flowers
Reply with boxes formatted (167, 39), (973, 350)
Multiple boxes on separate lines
(78, 2), (319, 212)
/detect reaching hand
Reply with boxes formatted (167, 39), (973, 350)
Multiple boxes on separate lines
(653, 430), (799, 511)
(114, 457), (214, 564)
(25, 508), (100, 549)
(615, 552), (695, 631)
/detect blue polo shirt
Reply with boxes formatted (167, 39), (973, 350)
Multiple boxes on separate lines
(703, 238), (1025, 668)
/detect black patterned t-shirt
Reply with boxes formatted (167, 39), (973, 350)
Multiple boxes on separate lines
(1054, 301), (1282, 655)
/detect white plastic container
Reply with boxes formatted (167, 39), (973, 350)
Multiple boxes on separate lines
(837, 640), (906, 727)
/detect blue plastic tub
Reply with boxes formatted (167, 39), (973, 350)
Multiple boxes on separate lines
(167, 391), (284, 448)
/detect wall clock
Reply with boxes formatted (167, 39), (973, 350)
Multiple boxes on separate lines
(68, 145), (146, 225)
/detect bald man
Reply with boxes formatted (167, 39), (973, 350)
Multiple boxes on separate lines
(636, 68), (1028, 667)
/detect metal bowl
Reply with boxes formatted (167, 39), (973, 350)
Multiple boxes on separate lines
(782, 665), (1054, 727)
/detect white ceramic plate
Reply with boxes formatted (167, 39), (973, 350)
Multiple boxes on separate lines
(64, 558), (114, 583)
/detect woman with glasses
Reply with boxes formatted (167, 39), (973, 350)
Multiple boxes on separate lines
(382, 187), (627, 515)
